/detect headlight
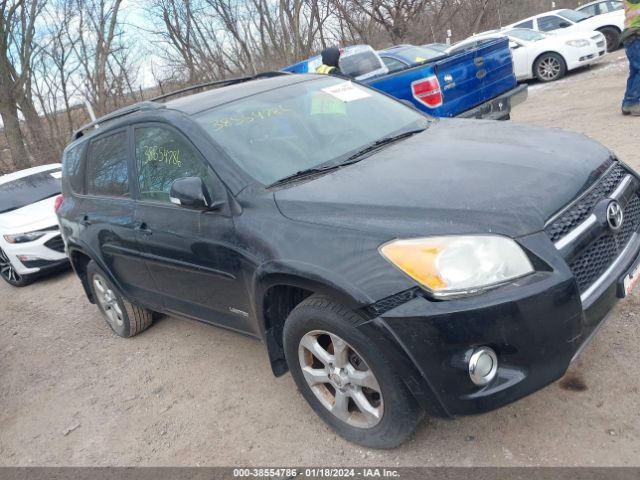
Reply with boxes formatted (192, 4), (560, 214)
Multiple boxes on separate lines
(566, 39), (589, 47)
(380, 235), (534, 297)
(3, 231), (47, 244)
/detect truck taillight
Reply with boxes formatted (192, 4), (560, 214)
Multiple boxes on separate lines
(54, 194), (64, 214)
(411, 76), (443, 108)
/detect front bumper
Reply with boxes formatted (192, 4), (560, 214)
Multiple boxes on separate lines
(358, 230), (640, 417)
(456, 84), (528, 121)
(0, 232), (68, 275)
(566, 46), (606, 71)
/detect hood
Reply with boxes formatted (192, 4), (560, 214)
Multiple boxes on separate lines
(0, 195), (59, 233)
(274, 119), (613, 238)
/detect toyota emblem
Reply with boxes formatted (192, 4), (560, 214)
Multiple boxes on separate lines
(606, 201), (624, 231)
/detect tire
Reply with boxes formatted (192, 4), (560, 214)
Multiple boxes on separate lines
(599, 27), (620, 52)
(86, 260), (153, 337)
(534, 53), (566, 83)
(283, 294), (423, 448)
(0, 247), (33, 287)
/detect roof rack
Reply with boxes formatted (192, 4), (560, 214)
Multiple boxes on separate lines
(72, 101), (165, 140)
(71, 71), (290, 141)
(150, 71), (290, 103)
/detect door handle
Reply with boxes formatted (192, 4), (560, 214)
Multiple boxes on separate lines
(135, 222), (153, 235)
(81, 215), (91, 227)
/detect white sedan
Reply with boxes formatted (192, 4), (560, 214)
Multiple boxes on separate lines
(447, 29), (606, 83)
(0, 164), (68, 286)
(505, 8), (624, 51)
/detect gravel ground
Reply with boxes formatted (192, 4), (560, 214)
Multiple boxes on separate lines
(1, 53), (639, 467)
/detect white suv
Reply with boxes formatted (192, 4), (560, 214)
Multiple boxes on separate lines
(506, 8), (625, 51)
(0, 164), (68, 286)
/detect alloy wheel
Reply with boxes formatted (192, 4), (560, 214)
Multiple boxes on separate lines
(298, 330), (383, 428)
(0, 248), (22, 283)
(92, 273), (124, 329)
(538, 56), (562, 81)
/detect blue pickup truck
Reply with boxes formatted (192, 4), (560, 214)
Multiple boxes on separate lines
(283, 41), (528, 120)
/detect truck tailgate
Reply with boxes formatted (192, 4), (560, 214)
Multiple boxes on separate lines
(436, 37), (517, 117)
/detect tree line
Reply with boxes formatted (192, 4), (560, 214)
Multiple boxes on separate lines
(0, 0), (581, 174)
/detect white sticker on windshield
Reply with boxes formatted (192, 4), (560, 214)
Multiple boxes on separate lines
(50, 171), (62, 179)
(321, 81), (371, 102)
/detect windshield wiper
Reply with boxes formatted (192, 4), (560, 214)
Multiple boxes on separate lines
(267, 164), (340, 188)
(267, 127), (427, 188)
(344, 128), (426, 163)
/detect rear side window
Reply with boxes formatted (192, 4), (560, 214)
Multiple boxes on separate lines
(86, 131), (130, 197)
(62, 144), (85, 194)
(134, 126), (213, 203)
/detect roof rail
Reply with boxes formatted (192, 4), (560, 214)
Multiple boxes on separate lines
(150, 71), (290, 103)
(72, 101), (165, 140)
(71, 71), (290, 141)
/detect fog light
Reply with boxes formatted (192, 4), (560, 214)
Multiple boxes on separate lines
(468, 347), (498, 386)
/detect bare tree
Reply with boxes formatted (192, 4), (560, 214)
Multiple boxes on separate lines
(0, 0), (44, 170)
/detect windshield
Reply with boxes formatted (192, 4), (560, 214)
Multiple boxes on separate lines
(392, 46), (444, 64)
(558, 9), (591, 22)
(507, 28), (546, 41)
(196, 77), (428, 185)
(0, 169), (61, 214)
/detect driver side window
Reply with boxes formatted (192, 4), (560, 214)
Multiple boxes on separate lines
(134, 126), (214, 203)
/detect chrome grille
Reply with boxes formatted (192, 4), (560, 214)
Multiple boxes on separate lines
(546, 162), (626, 243)
(568, 195), (640, 292)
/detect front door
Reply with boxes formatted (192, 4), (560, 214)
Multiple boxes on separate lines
(131, 124), (253, 333)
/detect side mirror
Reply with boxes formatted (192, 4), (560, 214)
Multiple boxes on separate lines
(559, 21), (571, 28)
(169, 177), (220, 210)
(509, 41), (521, 49)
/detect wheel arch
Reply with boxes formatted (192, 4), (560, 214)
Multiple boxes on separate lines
(67, 242), (122, 305)
(253, 263), (372, 377)
(596, 24), (621, 34)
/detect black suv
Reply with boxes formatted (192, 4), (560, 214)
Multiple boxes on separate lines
(58, 73), (640, 448)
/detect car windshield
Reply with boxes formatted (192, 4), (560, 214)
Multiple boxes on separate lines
(558, 9), (591, 22)
(508, 29), (546, 41)
(196, 77), (429, 185)
(391, 46), (444, 64)
(0, 169), (61, 214)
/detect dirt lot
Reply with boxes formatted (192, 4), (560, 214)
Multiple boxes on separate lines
(1, 53), (639, 467)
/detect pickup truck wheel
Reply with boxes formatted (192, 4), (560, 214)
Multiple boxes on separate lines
(87, 261), (153, 337)
(534, 53), (566, 83)
(599, 27), (620, 52)
(283, 295), (423, 448)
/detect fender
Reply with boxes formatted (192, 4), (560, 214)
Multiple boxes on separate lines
(252, 259), (374, 376)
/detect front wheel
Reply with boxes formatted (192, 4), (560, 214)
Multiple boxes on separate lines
(0, 248), (33, 287)
(283, 295), (423, 448)
(534, 53), (566, 83)
(599, 27), (620, 52)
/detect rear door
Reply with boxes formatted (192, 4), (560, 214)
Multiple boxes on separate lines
(81, 128), (157, 306)
(131, 124), (252, 333)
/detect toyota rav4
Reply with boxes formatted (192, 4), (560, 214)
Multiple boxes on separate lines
(57, 73), (640, 448)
